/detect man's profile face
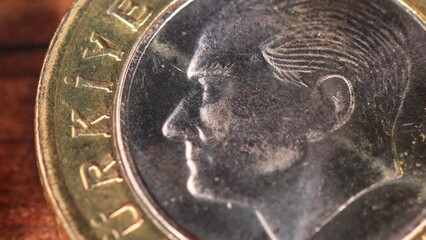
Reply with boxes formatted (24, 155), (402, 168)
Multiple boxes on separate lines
(162, 15), (324, 203)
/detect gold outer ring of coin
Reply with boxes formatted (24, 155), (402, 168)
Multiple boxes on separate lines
(36, 0), (426, 239)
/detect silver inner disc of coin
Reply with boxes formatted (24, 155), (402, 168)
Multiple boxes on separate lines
(117, 0), (426, 239)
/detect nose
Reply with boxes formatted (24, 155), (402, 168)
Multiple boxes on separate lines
(162, 97), (200, 141)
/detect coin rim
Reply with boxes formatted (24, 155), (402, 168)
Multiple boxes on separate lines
(36, 0), (426, 239)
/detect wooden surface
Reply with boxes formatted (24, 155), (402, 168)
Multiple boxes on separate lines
(0, 1), (73, 239)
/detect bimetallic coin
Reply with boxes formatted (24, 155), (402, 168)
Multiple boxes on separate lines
(37, 0), (426, 239)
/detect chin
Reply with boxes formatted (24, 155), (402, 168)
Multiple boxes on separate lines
(186, 174), (216, 201)
(186, 173), (254, 207)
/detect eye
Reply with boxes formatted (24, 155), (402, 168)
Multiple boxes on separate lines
(199, 76), (227, 105)
(202, 82), (222, 104)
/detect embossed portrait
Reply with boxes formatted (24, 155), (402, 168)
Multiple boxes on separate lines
(158, 0), (425, 239)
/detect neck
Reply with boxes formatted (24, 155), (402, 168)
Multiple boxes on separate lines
(252, 135), (396, 240)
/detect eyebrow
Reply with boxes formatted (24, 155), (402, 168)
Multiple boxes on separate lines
(188, 62), (235, 80)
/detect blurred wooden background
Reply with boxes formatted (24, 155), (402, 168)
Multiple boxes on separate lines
(0, 1), (73, 239)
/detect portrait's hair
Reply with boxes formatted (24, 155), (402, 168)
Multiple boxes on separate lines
(211, 0), (412, 153)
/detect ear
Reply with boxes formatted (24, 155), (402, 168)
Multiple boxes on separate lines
(308, 75), (355, 142)
(318, 74), (355, 131)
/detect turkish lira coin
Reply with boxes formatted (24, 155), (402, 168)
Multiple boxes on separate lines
(37, 0), (426, 239)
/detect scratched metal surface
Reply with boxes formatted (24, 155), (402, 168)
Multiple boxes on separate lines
(118, 0), (426, 239)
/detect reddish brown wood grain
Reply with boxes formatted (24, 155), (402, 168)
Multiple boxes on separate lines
(0, 1), (73, 47)
(0, 1), (73, 239)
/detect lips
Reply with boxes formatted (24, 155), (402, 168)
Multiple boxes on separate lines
(184, 139), (217, 198)
(184, 140), (208, 166)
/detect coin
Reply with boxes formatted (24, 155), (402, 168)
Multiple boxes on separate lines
(37, 0), (426, 239)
